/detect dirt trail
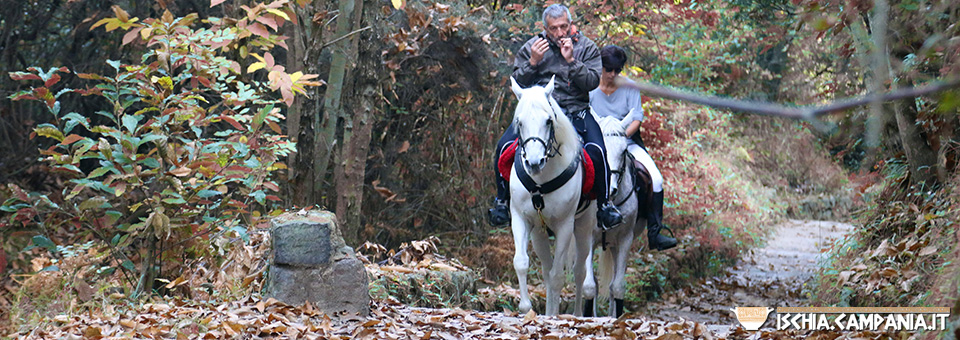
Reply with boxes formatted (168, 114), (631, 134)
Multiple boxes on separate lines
(641, 219), (855, 335)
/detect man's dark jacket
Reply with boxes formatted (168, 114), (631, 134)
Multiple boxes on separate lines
(512, 31), (602, 114)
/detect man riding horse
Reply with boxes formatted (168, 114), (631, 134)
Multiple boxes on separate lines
(488, 4), (623, 230)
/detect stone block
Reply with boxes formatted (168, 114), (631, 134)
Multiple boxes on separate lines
(267, 210), (369, 315)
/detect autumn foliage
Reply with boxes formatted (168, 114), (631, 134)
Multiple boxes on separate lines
(3, 1), (319, 301)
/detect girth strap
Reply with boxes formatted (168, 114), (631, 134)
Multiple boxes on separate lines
(514, 150), (581, 211)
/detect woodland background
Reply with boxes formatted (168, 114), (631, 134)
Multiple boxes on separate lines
(1, 0), (959, 337)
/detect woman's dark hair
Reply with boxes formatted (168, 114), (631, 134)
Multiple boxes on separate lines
(600, 45), (627, 73)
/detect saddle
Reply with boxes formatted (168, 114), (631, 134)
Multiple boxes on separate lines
(632, 156), (655, 215)
(498, 138), (596, 201)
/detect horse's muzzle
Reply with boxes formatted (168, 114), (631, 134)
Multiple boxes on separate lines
(525, 158), (546, 174)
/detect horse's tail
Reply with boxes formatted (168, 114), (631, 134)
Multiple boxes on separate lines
(598, 247), (614, 301)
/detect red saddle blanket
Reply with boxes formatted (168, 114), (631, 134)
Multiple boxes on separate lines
(498, 139), (596, 200)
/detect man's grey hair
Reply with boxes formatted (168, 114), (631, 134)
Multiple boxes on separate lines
(542, 4), (572, 24)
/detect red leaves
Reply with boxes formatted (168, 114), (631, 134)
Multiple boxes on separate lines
(122, 27), (142, 45)
(247, 22), (271, 38)
(61, 134), (84, 146)
(220, 115), (245, 130)
(8, 72), (42, 81)
(0, 251), (6, 276)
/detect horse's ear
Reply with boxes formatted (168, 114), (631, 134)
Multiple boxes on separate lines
(510, 77), (523, 100)
(544, 75), (556, 96)
(621, 109), (634, 129)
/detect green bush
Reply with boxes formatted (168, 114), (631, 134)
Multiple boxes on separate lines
(4, 3), (317, 297)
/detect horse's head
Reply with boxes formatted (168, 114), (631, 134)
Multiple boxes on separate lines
(598, 114), (632, 198)
(511, 76), (565, 174)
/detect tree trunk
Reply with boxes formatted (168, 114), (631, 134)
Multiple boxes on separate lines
(332, 0), (378, 246)
(316, 0), (363, 204)
(287, 1), (328, 207)
(893, 95), (940, 186)
(334, 84), (376, 246)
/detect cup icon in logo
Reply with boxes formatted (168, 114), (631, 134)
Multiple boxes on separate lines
(729, 307), (774, 330)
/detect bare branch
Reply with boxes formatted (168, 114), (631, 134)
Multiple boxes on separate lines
(810, 79), (960, 116)
(322, 26), (372, 49)
(624, 82), (809, 119)
(623, 79), (960, 120)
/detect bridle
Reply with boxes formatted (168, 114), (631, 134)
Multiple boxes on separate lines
(604, 131), (635, 207)
(517, 94), (563, 162)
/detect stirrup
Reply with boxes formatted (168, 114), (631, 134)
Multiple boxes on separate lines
(598, 203), (623, 230)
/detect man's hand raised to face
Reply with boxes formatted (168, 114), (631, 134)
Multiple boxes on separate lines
(529, 38), (550, 66)
(559, 38), (574, 63)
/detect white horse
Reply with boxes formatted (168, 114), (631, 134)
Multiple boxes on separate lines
(508, 77), (597, 316)
(581, 115), (647, 318)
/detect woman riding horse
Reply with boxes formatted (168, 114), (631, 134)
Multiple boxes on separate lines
(590, 45), (677, 251)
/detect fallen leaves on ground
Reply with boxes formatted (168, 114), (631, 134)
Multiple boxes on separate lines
(8, 295), (920, 340)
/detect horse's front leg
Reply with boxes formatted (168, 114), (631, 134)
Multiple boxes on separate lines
(511, 217), (533, 314)
(546, 219), (574, 316)
(529, 225), (552, 314)
(531, 226), (554, 280)
(610, 228), (635, 318)
(574, 215), (596, 317)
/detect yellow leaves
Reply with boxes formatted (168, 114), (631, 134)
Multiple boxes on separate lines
(151, 76), (173, 90)
(245, 52), (322, 105)
(35, 125), (65, 142)
(265, 9), (291, 21)
(90, 5), (139, 32)
(391, 0), (405, 10)
(140, 27), (153, 40)
(247, 62), (266, 73)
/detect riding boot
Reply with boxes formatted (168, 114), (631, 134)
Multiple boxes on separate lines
(647, 191), (678, 250)
(594, 158), (622, 229)
(487, 173), (511, 227)
(488, 130), (518, 227)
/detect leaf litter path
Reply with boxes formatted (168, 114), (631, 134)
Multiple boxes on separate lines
(639, 219), (857, 338)
(21, 220), (912, 340)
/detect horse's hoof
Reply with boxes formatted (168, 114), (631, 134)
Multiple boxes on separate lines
(519, 301), (532, 314)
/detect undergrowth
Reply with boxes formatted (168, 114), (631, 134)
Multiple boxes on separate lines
(812, 166), (960, 315)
